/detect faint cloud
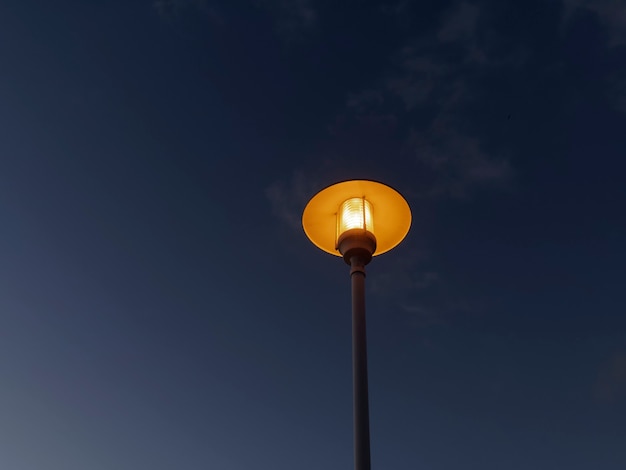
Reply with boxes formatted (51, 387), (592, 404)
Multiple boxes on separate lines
(370, 250), (438, 297)
(409, 122), (513, 198)
(258, 0), (317, 38)
(414, 271), (440, 289)
(369, 249), (449, 325)
(330, 90), (397, 136)
(437, 1), (480, 43)
(265, 171), (320, 231)
(401, 303), (444, 328)
(594, 351), (626, 403)
(386, 54), (448, 109)
(562, 0), (626, 46)
(372, 252), (484, 328)
(437, 1), (527, 66)
(357, 112), (398, 133)
(335, 2), (520, 199)
(346, 90), (385, 112)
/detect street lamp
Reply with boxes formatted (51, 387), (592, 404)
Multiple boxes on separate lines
(302, 180), (411, 470)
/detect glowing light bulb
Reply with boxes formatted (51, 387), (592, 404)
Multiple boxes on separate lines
(338, 197), (374, 236)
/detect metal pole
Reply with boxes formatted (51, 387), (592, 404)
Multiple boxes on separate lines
(350, 255), (371, 470)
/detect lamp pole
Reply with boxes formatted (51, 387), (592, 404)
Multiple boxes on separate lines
(338, 229), (376, 470)
(302, 180), (411, 470)
(350, 255), (371, 470)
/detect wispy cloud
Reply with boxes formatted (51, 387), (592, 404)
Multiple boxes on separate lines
(346, 90), (385, 112)
(368, 245), (485, 327)
(368, 249), (453, 325)
(347, 1), (519, 198)
(437, 1), (480, 43)
(386, 54), (449, 110)
(408, 115), (513, 198)
(369, 250), (436, 297)
(385, 46), (514, 197)
(400, 303), (445, 328)
(257, 0), (317, 38)
(265, 171), (321, 231)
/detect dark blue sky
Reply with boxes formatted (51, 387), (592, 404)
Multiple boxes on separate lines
(1, 0), (625, 468)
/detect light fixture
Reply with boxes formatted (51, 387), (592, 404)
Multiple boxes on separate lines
(302, 180), (411, 470)
(303, 179), (411, 263)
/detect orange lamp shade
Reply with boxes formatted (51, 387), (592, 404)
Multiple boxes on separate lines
(302, 180), (411, 257)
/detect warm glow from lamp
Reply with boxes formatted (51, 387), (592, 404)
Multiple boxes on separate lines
(338, 197), (374, 235)
(302, 180), (411, 257)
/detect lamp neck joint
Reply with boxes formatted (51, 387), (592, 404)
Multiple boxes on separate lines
(350, 256), (367, 276)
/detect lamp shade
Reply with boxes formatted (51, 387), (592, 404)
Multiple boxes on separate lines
(302, 180), (411, 257)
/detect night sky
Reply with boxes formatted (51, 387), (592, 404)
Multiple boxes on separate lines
(1, 1), (626, 469)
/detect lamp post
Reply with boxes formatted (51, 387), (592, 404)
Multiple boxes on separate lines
(302, 180), (411, 470)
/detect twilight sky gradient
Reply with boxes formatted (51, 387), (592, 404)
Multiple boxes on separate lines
(1, 1), (625, 469)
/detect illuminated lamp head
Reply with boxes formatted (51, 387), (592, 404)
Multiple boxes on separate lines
(302, 180), (411, 266)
